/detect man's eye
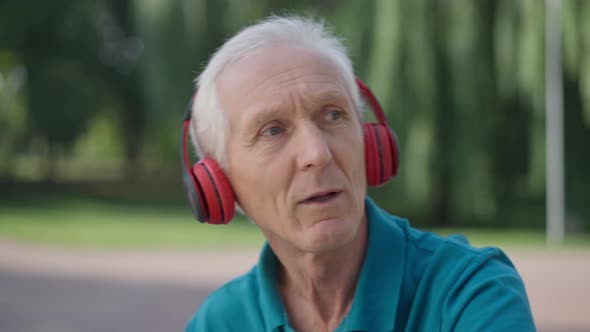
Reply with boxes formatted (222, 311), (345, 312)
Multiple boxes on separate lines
(262, 126), (284, 137)
(326, 109), (344, 121)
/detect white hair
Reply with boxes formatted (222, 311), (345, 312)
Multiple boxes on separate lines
(190, 15), (362, 168)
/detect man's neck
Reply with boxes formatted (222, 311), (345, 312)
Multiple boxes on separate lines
(270, 216), (368, 332)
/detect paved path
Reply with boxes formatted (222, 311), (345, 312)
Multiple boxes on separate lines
(1, 240), (589, 331)
(0, 271), (211, 332)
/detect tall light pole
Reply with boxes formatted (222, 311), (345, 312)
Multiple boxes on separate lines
(545, 0), (565, 245)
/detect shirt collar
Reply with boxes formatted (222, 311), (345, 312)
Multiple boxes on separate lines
(256, 243), (286, 331)
(255, 197), (406, 332)
(348, 197), (405, 331)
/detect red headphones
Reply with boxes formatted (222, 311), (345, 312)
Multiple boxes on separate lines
(181, 77), (399, 224)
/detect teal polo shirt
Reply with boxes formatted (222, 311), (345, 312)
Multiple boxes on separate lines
(186, 198), (536, 331)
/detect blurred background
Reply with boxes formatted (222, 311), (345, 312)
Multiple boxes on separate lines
(0, 0), (589, 331)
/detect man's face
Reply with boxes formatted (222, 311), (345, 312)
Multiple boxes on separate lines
(218, 46), (367, 254)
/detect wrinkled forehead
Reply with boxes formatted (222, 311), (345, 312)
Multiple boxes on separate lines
(215, 45), (351, 113)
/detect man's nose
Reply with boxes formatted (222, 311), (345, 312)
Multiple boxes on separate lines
(294, 122), (333, 170)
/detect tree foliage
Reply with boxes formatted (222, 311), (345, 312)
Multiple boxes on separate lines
(1, 0), (589, 230)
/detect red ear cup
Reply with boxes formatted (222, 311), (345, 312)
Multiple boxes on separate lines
(191, 158), (235, 224)
(363, 123), (400, 187)
(356, 77), (400, 187)
(182, 98), (234, 224)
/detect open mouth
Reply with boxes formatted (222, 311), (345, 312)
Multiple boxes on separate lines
(302, 191), (341, 204)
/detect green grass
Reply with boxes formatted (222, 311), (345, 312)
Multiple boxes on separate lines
(0, 194), (265, 248)
(1, 193), (588, 249)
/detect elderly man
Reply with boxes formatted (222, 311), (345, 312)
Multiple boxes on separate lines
(182, 16), (535, 332)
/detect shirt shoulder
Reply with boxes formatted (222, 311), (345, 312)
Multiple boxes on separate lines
(390, 214), (519, 282)
(185, 269), (264, 332)
(391, 219), (535, 331)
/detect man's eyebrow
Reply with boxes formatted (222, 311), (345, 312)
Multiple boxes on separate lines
(313, 89), (350, 105)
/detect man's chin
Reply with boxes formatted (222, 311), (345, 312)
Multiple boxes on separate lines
(299, 218), (360, 253)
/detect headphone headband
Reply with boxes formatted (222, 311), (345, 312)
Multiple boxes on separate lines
(354, 77), (388, 125)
